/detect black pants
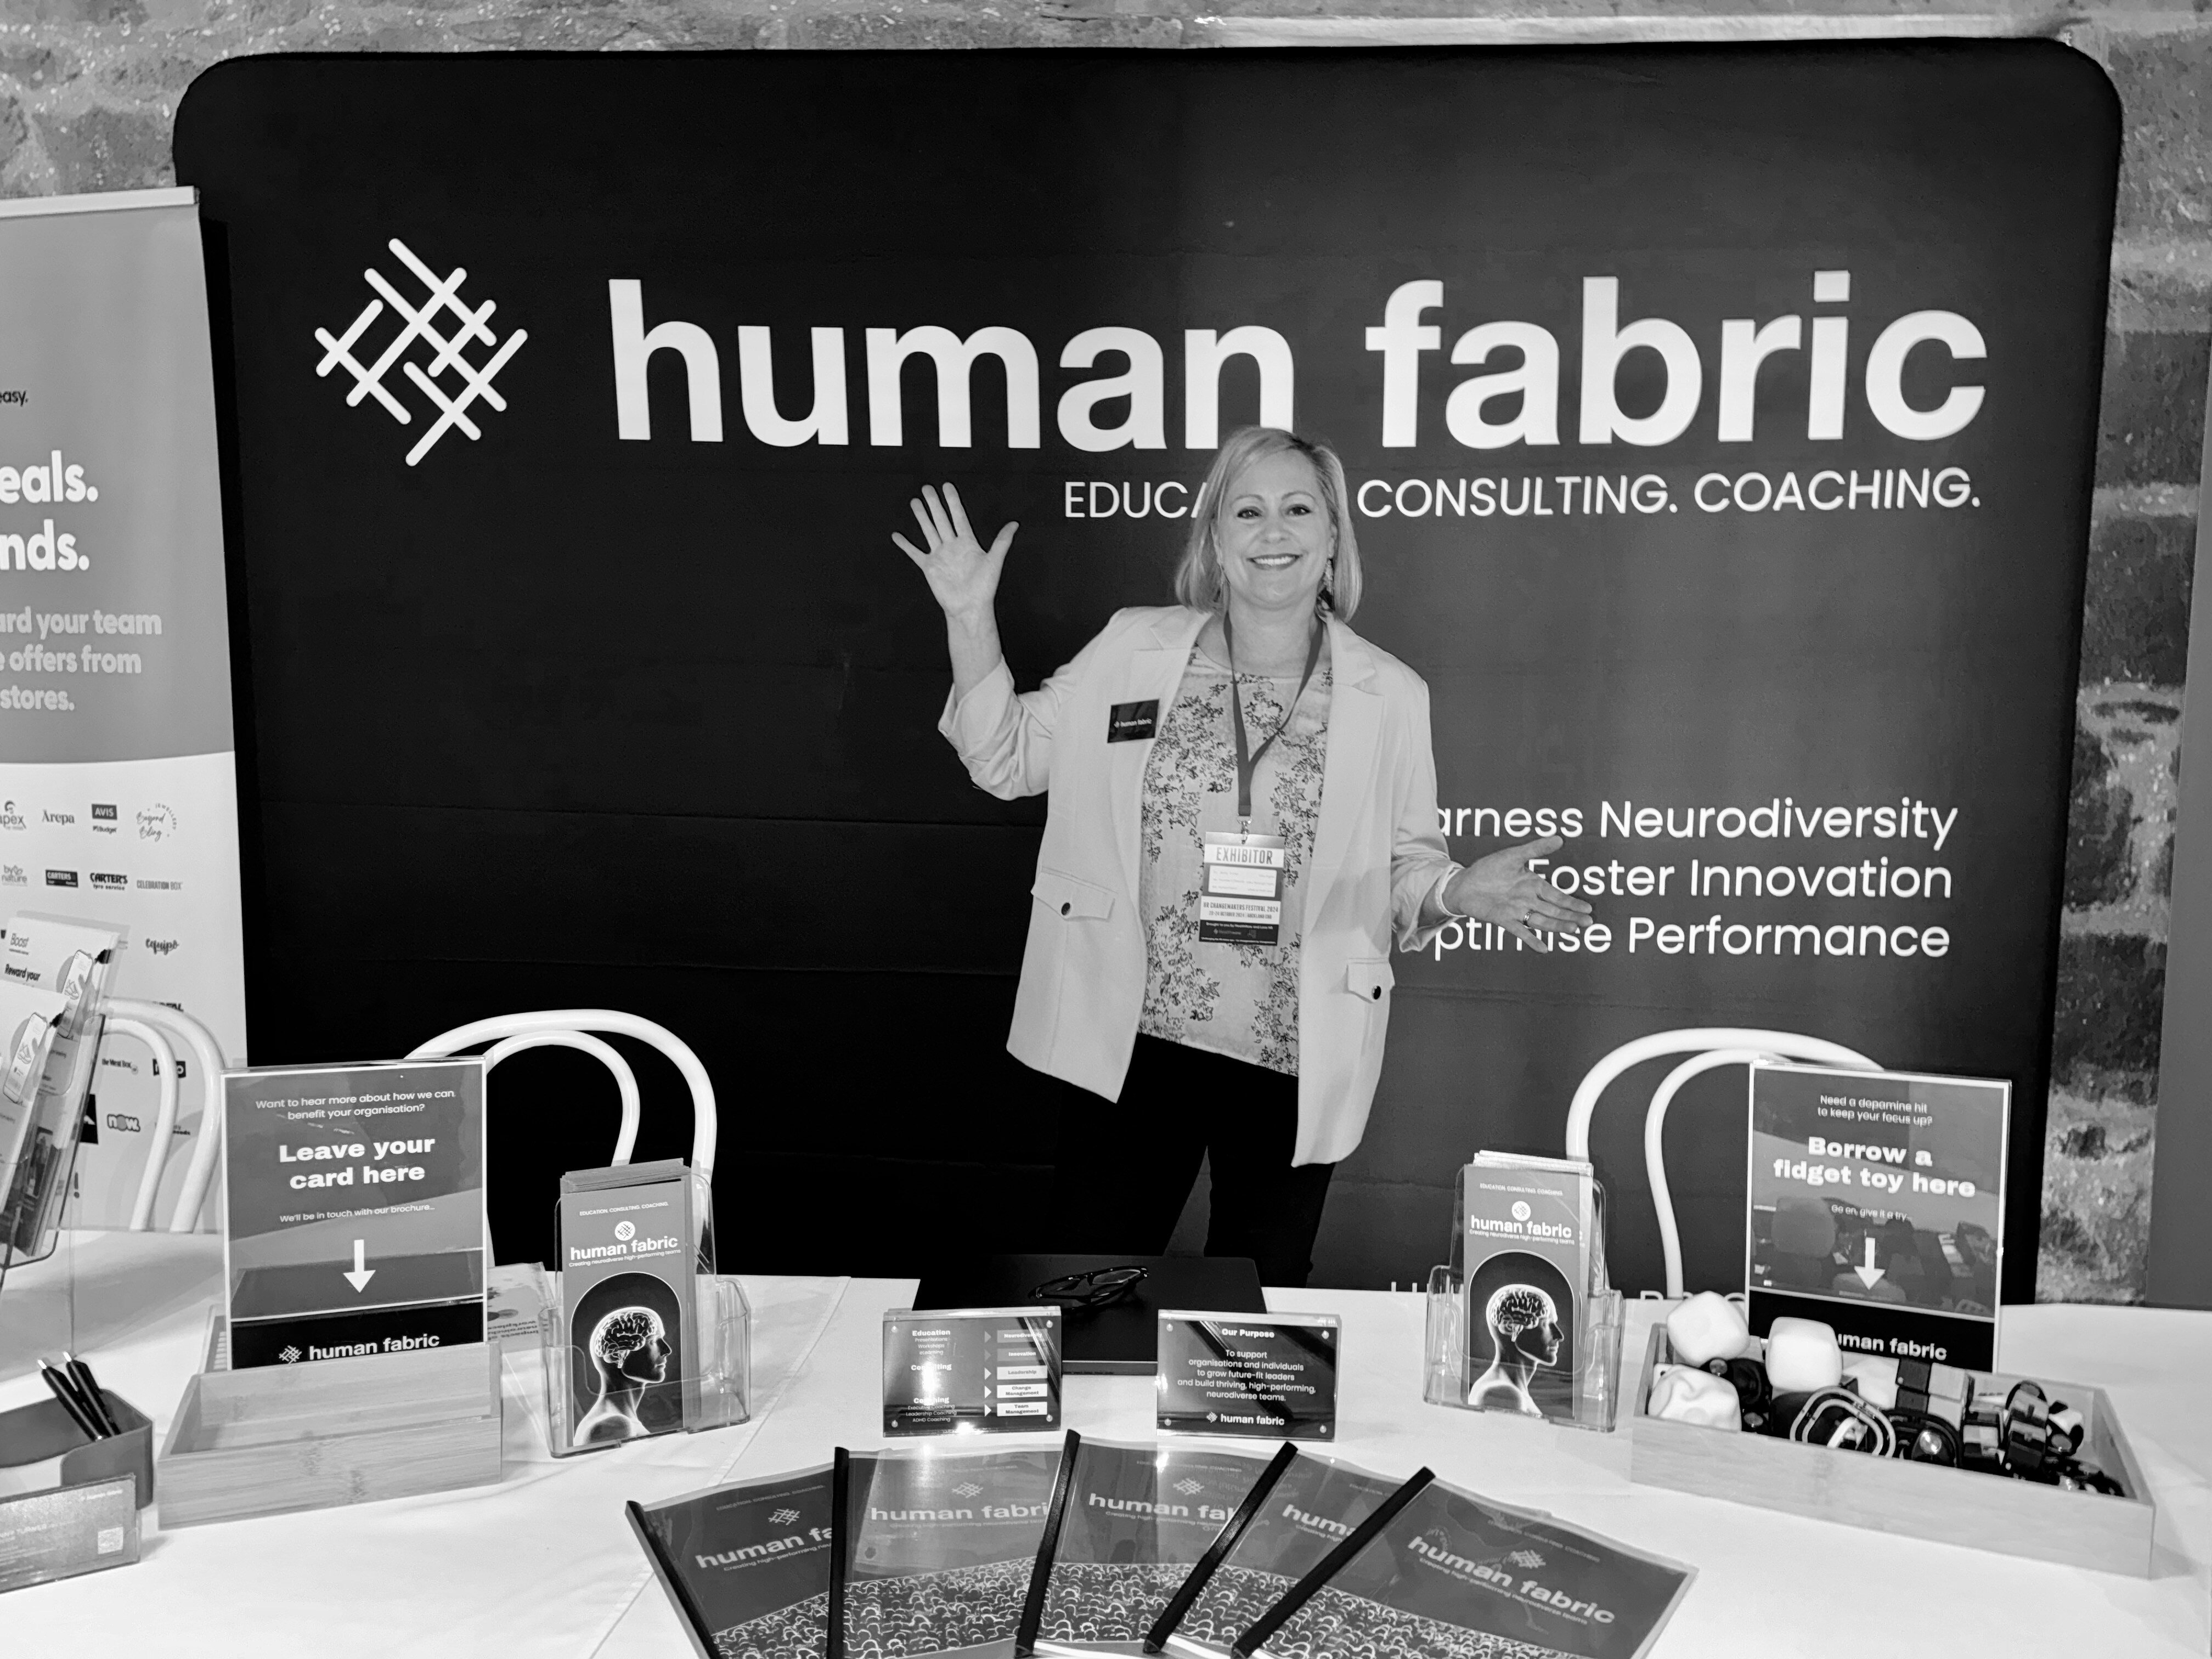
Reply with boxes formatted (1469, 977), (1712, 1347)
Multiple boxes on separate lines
(1043, 1035), (1335, 1288)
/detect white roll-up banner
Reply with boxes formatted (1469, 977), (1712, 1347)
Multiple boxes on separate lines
(0, 188), (246, 1233)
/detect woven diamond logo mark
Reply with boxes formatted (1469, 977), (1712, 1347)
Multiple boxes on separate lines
(770, 1508), (802, 1526)
(1173, 1479), (1205, 1496)
(1504, 1549), (1545, 1571)
(952, 1482), (984, 1499)
(314, 239), (527, 467)
(278, 1345), (302, 1363)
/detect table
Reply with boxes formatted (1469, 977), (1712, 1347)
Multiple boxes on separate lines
(5, 1233), (2209, 1656)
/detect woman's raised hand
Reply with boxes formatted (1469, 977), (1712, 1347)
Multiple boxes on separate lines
(893, 483), (1017, 622)
(1443, 834), (1595, 951)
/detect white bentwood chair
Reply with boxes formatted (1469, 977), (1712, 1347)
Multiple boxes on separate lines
(1562, 1027), (1881, 1297)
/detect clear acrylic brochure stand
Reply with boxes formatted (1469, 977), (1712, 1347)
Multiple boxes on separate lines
(1423, 1172), (1623, 1432)
(532, 1165), (750, 1457)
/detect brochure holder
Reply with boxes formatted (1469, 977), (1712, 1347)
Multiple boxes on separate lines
(537, 1266), (751, 1457)
(1422, 1164), (1622, 1431)
(1423, 1265), (1622, 1431)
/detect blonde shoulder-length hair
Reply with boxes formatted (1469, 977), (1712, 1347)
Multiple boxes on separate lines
(1171, 427), (1363, 620)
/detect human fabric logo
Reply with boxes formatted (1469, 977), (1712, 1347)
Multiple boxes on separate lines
(314, 238), (528, 467)
(278, 1345), (302, 1363)
(951, 1482), (984, 1499)
(614, 1220), (636, 1242)
(1173, 1478), (1205, 1496)
(769, 1508), (802, 1526)
(1505, 1549), (1546, 1570)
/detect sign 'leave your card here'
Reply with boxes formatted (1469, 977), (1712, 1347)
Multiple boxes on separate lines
(221, 1058), (486, 1369)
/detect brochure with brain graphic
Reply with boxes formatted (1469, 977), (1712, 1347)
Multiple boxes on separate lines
(559, 1159), (700, 1449)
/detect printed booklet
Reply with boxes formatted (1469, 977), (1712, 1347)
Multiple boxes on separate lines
(1260, 1475), (1694, 1659)
(842, 1442), (1068, 1659)
(1161, 1450), (1404, 1658)
(1033, 1438), (1277, 1656)
(1460, 1153), (1596, 1424)
(628, 1464), (836, 1659)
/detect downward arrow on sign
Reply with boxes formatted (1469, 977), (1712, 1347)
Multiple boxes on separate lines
(344, 1239), (376, 1293)
(1852, 1237), (1885, 1290)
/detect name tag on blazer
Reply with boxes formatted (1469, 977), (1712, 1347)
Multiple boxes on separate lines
(1107, 699), (1159, 742)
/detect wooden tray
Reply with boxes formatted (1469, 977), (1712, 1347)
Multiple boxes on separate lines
(1628, 1326), (2155, 1576)
(155, 1317), (501, 1528)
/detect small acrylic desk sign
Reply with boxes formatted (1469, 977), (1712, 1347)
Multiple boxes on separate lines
(1747, 1061), (2008, 1371)
(1156, 1310), (1339, 1440)
(882, 1306), (1063, 1436)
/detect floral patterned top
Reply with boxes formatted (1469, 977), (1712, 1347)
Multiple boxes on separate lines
(1137, 635), (1334, 1075)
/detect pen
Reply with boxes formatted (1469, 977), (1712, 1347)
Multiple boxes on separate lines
(37, 1360), (104, 1441)
(61, 1351), (118, 1436)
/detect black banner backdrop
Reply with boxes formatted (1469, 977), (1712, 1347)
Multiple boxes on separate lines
(176, 46), (2115, 1295)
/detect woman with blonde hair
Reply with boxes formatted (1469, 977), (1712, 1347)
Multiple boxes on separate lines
(898, 427), (1588, 1285)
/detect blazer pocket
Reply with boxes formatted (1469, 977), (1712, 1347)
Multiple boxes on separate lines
(1034, 867), (1115, 921)
(1345, 958), (1394, 1003)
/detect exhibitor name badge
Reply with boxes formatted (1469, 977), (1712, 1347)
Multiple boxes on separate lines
(881, 1307), (1062, 1436)
(221, 1058), (487, 1369)
(1747, 1062), (2007, 1370)
(1156, 1311), (1338, 1440)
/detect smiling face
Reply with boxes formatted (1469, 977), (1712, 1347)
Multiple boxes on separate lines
(1212, 449), (1334, 619)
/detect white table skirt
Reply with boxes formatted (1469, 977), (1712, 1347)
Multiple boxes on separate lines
(5, 1234), (2209, 1657)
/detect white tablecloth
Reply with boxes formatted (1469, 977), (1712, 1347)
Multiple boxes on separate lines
(5, 1235), (2209, 1656)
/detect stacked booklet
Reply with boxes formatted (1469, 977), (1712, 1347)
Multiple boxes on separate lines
(633, 1438), (1692, 1659)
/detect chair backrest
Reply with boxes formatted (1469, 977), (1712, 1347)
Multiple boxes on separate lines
(97, 1014), (179, 1231)
(93, 996), (230, 1236)
(407, 1009), (716, 1182)
(1562, 1027), (1879, 1297)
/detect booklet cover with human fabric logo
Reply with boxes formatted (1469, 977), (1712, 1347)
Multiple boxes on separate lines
(629, 1464), (834, 1659)
(842, 1443), (1066, 1659)
(1035, 1438), (1275, 1656)
(1165, 1451), (1402, 1659)
(1263, 1476), (1694, 1659)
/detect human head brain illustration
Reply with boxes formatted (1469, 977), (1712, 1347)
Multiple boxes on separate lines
(590, 1305), (665, 1365)
(1485, 1284), (1557, 1338)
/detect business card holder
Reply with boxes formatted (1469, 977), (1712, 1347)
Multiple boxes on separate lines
(154, 1312), (503, 1527)
(537, 1268), (750, 1457)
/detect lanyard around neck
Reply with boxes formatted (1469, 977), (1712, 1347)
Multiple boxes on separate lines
(1222, 610), (1325, 828)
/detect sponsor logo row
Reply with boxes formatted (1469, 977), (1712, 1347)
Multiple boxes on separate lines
(0, 799), (177, 840)
(1, 863), (183, 893)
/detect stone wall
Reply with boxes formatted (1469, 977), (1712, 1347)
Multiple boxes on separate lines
(9, 0), (2204, 1300)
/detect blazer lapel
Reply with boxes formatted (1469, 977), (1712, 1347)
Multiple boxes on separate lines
(1311, 616), (1383, 899)
(1110, 608), (1207, 905)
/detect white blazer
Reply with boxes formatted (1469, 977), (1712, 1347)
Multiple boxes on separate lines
(939, 604), (1456, 1166)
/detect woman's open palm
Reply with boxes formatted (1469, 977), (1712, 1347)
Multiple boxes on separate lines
(893, 483), (1017, 620)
